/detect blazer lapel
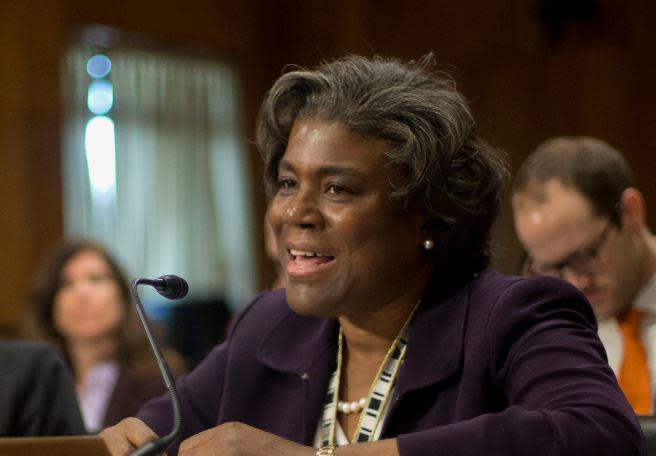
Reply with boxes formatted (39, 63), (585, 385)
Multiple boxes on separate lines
(394, 278), (471, 400)
(256, 311), (339, 444)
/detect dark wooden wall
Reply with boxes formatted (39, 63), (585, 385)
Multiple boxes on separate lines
(1, 0), (655, 330)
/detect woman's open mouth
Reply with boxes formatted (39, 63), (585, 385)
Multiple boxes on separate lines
(286, 248), (336, 277)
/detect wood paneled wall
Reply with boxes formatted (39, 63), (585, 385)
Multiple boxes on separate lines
(1, 0), (655, 330)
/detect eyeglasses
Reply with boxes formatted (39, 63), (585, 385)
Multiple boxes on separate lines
(527, 218), (614, 279)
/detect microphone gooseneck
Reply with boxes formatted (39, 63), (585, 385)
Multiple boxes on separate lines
(129, 275), (188, 456)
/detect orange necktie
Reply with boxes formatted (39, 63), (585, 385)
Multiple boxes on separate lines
(618, 308), (652, 415)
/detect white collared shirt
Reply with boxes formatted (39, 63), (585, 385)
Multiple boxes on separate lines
(77, 360), (120, 433)
(597, 274), (656, 402)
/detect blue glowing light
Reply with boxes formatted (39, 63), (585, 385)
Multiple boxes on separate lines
(84, 116), (116, 195)
(86, 54), (112, 78)
(87, 80), (114, 115)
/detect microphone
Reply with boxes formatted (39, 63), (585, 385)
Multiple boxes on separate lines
(140, 275), (189, 300)
(129, 275), (188, 456)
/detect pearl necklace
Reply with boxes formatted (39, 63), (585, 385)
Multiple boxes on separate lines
(337, 397), (367, 414)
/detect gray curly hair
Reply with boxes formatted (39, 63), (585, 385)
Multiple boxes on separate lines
(256, 54), (508, 277)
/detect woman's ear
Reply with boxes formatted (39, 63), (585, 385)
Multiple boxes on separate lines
(620, 188), (646, 231)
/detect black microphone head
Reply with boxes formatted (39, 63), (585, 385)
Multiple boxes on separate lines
(155, 275), (189, 300)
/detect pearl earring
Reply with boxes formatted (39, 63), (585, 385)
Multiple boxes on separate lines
(423, 239), (434, 250)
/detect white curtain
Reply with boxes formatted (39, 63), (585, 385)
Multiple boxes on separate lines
(61, 45), (256, 310)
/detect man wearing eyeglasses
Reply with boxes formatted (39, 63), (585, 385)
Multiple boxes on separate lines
(512, 136), (656, 416)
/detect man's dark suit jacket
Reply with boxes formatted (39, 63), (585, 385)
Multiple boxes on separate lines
(138, 271), (645, 455)
(0, 340), (85, 436)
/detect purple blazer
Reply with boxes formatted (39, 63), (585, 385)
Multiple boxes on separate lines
(137, 271), (645, 455)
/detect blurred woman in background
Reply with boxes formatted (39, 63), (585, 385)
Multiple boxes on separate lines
(23, 239), (186, 433)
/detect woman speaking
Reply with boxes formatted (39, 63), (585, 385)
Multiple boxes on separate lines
(101, 55), (644, 455)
